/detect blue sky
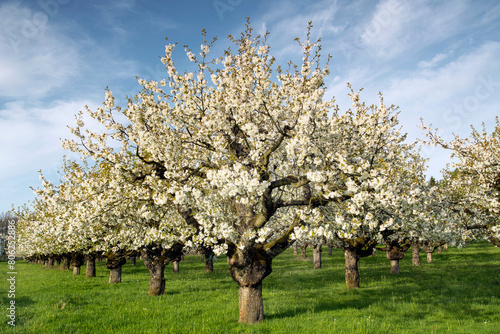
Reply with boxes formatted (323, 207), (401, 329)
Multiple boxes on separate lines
(1, 0), (500, 212)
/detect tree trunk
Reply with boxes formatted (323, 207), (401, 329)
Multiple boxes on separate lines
(141, 244), (184, 296)
(172, 260), (179, 273)
(85, 254), (96, 277)
(109, 266), (122, 283)
(313, 244), (322, 269)
(228, 247), (273, 324)
(293, 244), (298, 256)
(438, 245), (442, 254)
(71, 253), (84, 276)
(61, 255), (70, 270)
(386, 246), (405, 275)
(444, 243), (448, 250)
(73, 266), (81, 275)
(389, 259), (400, 274)
(202, 247), (214, 273)
(412, 242), (421, 266)
(142, 250), (166, 296)
(344, 248), (360, 289)
(238, 282), (264, 324)
(129, 256), (136, 266)
(106, 255), (126, 283)
(300, 245), (307, 259)
(205, 255), (214, 273)
(423, 245), (434, 264)
(328, 245), (333, 255)
(48, 257), (55, 268)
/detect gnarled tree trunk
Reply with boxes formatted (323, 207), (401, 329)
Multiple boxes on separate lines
(342, 239), (377, 290)
(71, 253), (85, 276)
(142, 244), (184, 296)
(228, 247), (272, 325)
(142, 249), (166, 296)
(385, 240), (410, 274)
(106, 253), (127, 283)
(85, 253), (96, 277)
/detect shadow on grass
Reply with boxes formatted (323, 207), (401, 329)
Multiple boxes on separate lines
(263, 244), (500, 322)
(1, 296), (35, 308)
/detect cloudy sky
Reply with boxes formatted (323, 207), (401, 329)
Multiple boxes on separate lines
(1, 0), (500, 212)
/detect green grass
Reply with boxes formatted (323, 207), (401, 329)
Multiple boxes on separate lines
(1, 242), (499, 333)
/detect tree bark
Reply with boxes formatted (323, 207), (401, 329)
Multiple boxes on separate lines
(106, 254), (126, 283)
(238, 282), (264, 324)
(71, 253), (84, 276)
(228, 247), (272, 325)
(423, 245), (435, 264)
(328, 245), (333, 255)
(344, 248), (360, 289)
(389, 260), (400, 274)
(129, 256), (136, 266)
(142, 250), (166, 296)
(412, 242), (421, 266)
(73, 266), (81, 275)
(172, 260), (179, 273)
(205, 254), (214, 273)
(313, 244), (322, 269)
(300, 245), (307, 259)
(60, 254), (70, 270)
(109, 266), (122, 283)
(142, 244), (184, 296)
(293, 244), (298, 256)
(85, 254), (96, 277)
(386, 240), (410, 275)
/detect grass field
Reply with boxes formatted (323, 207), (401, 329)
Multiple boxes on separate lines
(1, 242), (499, 333)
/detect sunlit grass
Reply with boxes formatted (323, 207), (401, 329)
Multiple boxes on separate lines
(1, 242), (499, 333)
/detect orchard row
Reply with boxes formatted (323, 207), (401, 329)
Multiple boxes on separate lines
(14, 21), (499, 324)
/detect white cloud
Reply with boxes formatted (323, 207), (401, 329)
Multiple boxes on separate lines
(0, 2), (81, 99)
(360, 0), (468, 59)
(385, 41), (500, 121)
(381, 41), (500, 177)
(253, 0), (348, 61)
(0, 100), (94, 177)
(417, 53), (449, 69)
(0, 98), (109, 209)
